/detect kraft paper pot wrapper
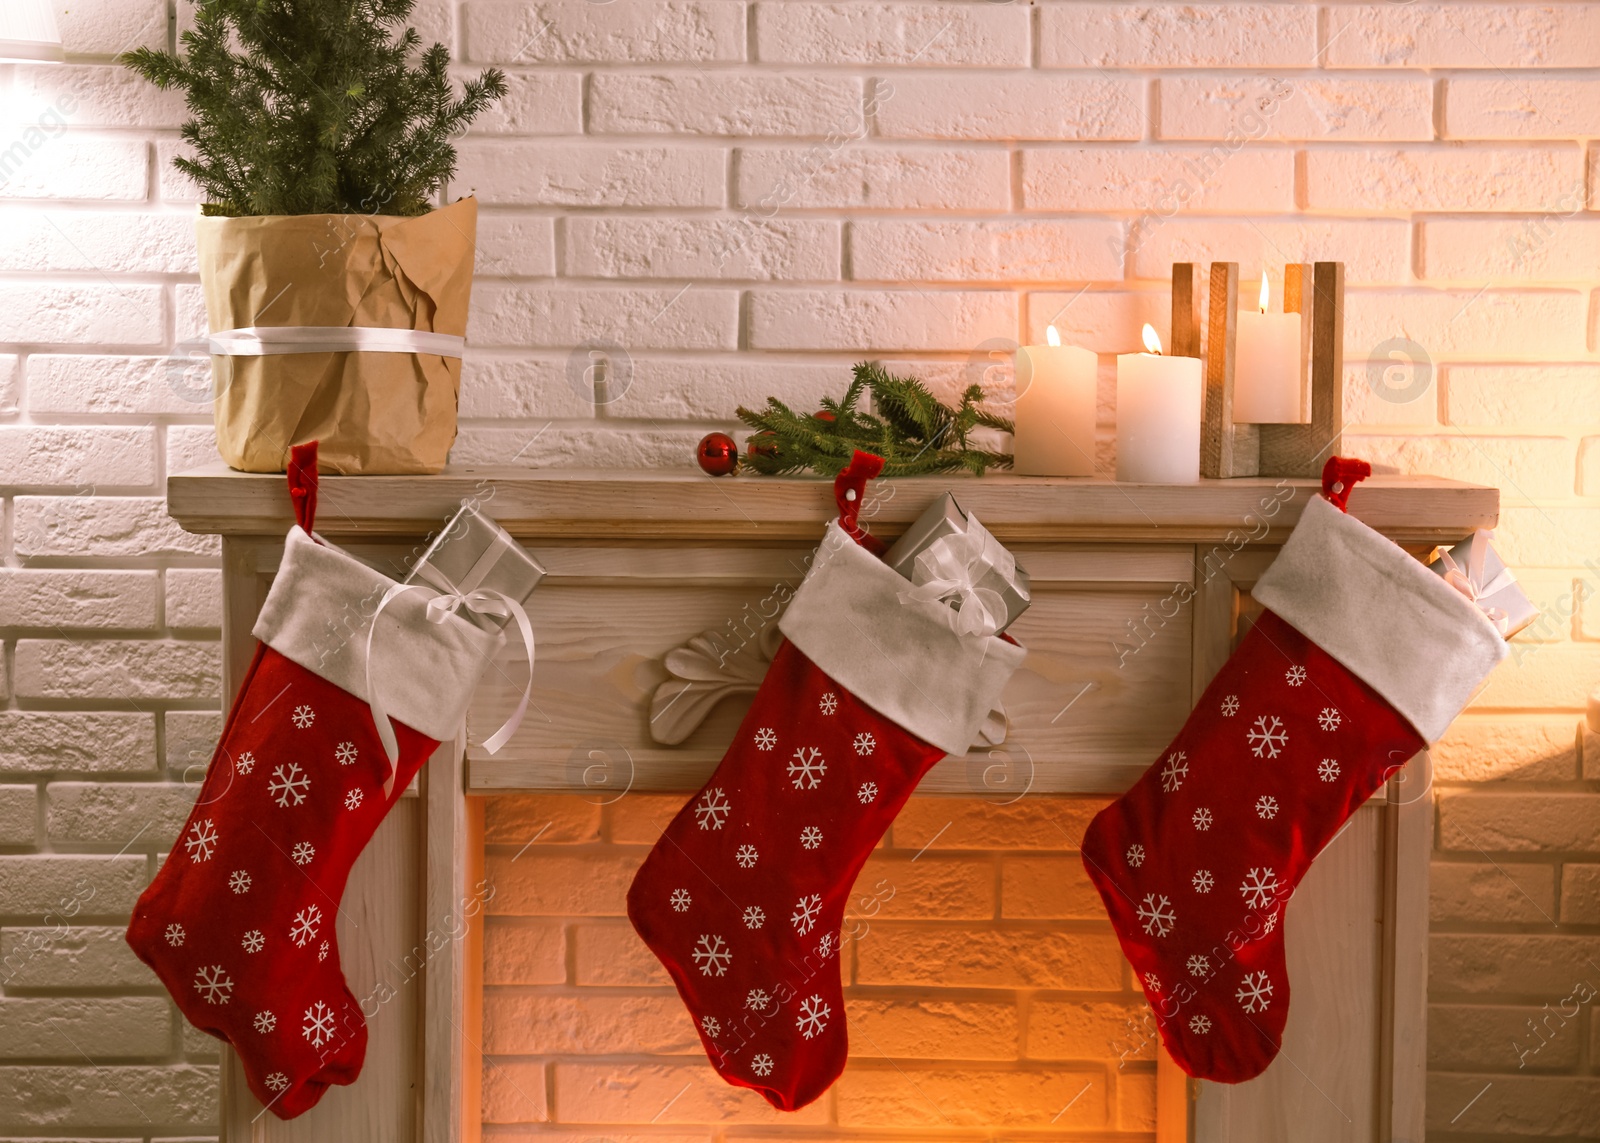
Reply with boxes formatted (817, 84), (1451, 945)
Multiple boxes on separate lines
(195, 196), (476, 474)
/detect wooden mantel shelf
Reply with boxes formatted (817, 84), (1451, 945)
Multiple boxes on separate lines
(169, 463), (1497, 544)
(183, 462), (1499, 801)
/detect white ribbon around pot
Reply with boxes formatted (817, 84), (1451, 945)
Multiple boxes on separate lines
(209, 325), (466, 358)
(362, 529), (534, 795)
(897, 512), (1015, 639)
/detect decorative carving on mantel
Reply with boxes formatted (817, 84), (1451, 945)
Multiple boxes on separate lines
(649, 623), (784, 745)
(648, 620), (1010, 750)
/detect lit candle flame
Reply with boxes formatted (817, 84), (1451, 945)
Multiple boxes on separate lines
(1259, 272), (1270, 314)
(1141, 323), (1162, 355)
(1046, 324), (1061, 347)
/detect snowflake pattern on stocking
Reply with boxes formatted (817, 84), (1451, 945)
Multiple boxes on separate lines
(1220, 694), (1240, 717)
(734, 845), (758, 869)
(1160, 751), (1188, 792)
(1136, 893), (1176, 938)
(1236, 971), (1273, 1013)
(1192, 807), (1213, 831)
(745, 988), (771, 1011)
(796, 994), (830, 1039)
(1192, 869), (1214, 893)
(1187, 954), (1211, 977)
(799, 825), (822, 849)
(229, 869), (251, 894)
(1189, 1015), (1212, 1034)
(291, 704), (315, 729)
(253, 1010), (276, 1034)
(1285, 665), (1307, 686)
(818, 692), (838, 715)
(753, 727), (777, 752)
(1255, 795), (1279, 820)
(241, 929), (264, 954)
(317, 940), (329, 962)
(1247, 715), (1287, 759)
(265, 1072), (289, 1091)
(692, 934), (731, 976)
(1318, 706), (1342, 731)
(700, 1015), (721, 1038)
(1240, 867), (1278, 910)
(165, 923), (185, 946)
(670, 889), (691, 912)
(817, 931), (837, 959)
(1144, 972), (1162, 992)
(853, 731), (875, 756)
(857, 781), (878, 804)
(787, 747), (826, 790)
(1126, 844), (1146, 868)
(234, 751), (255, 775)
(752, 1053), (774, 1076)
(1318, 758), (1341, 782)
(184, 819), (217, 862)
(791, 894), (821, 935)
(344, 788), (364, 811)
(193, 964), (233, 1005)
(291, 841), (315, 865)
(289, 904), (322, 948)
(268, 763), (309, 807)
(302, 1000), (337, 1048)
(335, 741), (358, 766)
(743, 905), (765, 929)
(694, 787), (730, 830)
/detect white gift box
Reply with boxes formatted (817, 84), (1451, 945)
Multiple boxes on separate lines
(882, 493), (1031, 635)
(404, 505), (545, 632)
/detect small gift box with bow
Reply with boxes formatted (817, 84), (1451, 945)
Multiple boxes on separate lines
(405, 504), (546, 632)
(365, 503), (544, 763)
(883, 494), (1031, 636)
(1427, 529), (1537, 640)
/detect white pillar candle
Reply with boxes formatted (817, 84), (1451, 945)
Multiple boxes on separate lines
(1116, 324), (1203, 484)
(1014, 325), (1097, 476)
(1232, 273), (1304, 424)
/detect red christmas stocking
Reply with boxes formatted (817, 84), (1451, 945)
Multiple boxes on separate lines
(126, 445), (501, 1117)
(627, 454), (1027, 1110)
(1080, 459), (1507, 1083)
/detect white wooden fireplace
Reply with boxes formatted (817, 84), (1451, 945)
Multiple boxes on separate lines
(167, 466), (1496, 1143)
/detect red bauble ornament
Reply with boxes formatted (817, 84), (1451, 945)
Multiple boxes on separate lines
(696, 432), (740, 476)
(747, 430), (778, 460)
(813, 410), (836, 423)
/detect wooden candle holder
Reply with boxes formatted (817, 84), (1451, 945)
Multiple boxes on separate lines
(1172, 261), (1344, 478)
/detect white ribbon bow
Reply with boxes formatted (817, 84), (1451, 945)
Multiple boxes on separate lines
(362, 532), (535, 796)
(1437, 529), (1516, 636)
(898, 513), (1014, 638)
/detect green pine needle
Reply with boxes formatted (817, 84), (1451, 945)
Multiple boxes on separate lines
(121, 0), (507, 217)
(736, 362), (1014, 477)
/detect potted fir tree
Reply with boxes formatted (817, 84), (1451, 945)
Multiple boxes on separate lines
(124, 0), (507, 474)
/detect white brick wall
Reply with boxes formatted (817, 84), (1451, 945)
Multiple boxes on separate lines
(0, 0), (1596, 1136)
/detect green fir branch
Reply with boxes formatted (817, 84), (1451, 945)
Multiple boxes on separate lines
(121, 0), (507, 217)
(736, 362), (1014, 478)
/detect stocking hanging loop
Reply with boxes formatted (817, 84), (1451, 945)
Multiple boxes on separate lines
(1320, 455), (1371, 512)
(287, 441), (319, 534)
(833, 450), (885, 552)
